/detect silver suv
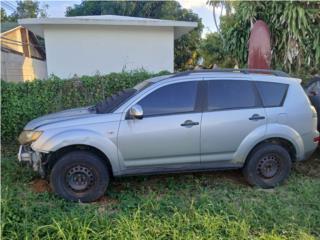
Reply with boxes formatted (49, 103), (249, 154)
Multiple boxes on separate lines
(18, 69), (319, 202)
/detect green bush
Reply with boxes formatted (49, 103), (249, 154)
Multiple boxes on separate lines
(1, 70), (168, 143)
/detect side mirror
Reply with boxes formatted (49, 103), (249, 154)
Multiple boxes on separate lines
(129, 104), (143, 119)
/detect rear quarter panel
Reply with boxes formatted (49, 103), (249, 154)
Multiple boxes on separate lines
(234, 78), (317, 163)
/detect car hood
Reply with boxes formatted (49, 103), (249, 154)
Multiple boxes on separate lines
(24, 107), (96, 130)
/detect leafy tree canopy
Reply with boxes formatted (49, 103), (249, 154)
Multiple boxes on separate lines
(1, 8), (10, 22)
(66, 1), (203, 71)
(199, 32), (235, 68)
(1, 0), (48, 22)
(202, 1), (319, 76)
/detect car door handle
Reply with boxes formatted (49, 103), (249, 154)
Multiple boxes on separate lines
(180, 120), (199, 127)
(249, 114), (265, 121)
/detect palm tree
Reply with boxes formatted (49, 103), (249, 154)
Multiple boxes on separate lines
(206, 0), (232, 33)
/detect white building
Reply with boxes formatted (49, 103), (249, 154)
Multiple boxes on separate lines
(19, 15), (197, 78)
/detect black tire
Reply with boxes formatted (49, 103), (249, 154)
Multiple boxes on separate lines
(243, 143), (292, 188)
(50, 151), (110, 202)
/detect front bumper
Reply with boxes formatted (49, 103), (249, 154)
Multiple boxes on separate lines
(17, 145), (45, 177)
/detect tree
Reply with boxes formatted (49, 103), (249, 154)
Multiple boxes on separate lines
(1, 8), (10, 22)
(199, 32), (235, 68)
(1, 7), (20, 22)
(206, 0), (231, 33)
(66, 1), (203, 71)
(219, 1), (320, 75)
(201, 1), (235, 68)
(9, 0), (48, 21)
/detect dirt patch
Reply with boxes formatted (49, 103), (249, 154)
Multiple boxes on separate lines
(94, 196), (119, 215)
(111, 181), (128, 192)
(30, 179), (51, 193)
(294, 148), (320, 178)
(95, 195), (119, 205)
(109, 170), (249, 195)
(196, 170), (249, 186)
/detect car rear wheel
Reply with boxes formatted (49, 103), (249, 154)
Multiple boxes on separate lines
(243, 143), (292, 188)
(50, 151), (109, 202)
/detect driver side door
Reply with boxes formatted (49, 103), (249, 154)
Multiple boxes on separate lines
(117, 80), (202, 171)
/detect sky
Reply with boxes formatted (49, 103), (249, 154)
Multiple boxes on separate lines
(2, 0), (222, 37)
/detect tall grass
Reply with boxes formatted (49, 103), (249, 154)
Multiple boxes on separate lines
(1, 147), (320, 239)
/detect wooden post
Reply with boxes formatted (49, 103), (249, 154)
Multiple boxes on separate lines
(21, 27), (31, 58)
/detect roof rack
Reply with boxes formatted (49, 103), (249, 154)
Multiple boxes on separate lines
(171, 68), (290, 78)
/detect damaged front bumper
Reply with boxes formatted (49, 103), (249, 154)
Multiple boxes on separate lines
(18, 145), (46, 177)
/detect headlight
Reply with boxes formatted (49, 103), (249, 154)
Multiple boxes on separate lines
(18, 130), (43, 145)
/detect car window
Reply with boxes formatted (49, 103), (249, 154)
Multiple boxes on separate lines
(138, 81), (198, 116)
(207, 80), (259, 111)
(255, 82), (288, 107)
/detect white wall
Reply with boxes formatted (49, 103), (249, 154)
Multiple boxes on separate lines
(1, 51), (47, 82)
(44, 25), (174, 78)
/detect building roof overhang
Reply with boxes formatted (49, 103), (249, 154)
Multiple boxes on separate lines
(19, 15), (198, 39)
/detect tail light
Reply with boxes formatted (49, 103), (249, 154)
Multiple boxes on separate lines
(310, 106), (317, 118)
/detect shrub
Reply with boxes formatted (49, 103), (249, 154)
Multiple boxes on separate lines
(1, 70), (168, 142)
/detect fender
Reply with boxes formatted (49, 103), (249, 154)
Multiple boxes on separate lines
(233, 123), (304, 164)
(31, 129), (121, 174)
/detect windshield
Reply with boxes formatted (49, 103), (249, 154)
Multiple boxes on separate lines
(94, 74), (172, 114)
(94, 80), (154, 114)
(134, 80), (153, 91)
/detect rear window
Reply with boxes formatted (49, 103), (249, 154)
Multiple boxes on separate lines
(255, 82), (288, 107)
(207, 80), (260, 111)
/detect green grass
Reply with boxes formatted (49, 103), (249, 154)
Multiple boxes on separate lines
(1, 145), (320, 240)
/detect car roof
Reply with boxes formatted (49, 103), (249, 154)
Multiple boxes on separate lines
(155, 69), (301, 85)
(170, 68), (289, 77)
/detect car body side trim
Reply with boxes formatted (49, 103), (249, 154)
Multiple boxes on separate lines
(115, 161), (242, 176)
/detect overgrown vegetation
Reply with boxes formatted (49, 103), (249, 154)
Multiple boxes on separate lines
(1, 71), (167, 142)
(1, 144), (320, 239)
(202, 1), (320, 77)
(199, 32), (235, 68)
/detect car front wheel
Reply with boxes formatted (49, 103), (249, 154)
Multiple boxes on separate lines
(243, 143), (292, 188)
(50, 151), (110, 202)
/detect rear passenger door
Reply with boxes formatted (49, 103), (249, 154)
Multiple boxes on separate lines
(255, 81), (289, 125)
(201, 79), (267, 163)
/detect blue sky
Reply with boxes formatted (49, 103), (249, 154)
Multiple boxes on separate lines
(3, 0), (221, 36)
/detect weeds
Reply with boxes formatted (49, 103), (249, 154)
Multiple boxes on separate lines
(1, 146), (320, 239)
